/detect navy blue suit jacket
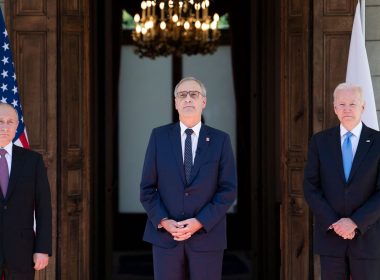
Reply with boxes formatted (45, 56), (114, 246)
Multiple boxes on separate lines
(140, 122), (237, 251)
(304, 123), (380, 258)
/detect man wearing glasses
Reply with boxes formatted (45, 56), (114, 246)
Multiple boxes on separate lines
(140, 77), (237, 279)
(304, 83), (380, 279)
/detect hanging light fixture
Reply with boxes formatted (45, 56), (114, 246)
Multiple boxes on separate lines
(132, 0), (221, 58)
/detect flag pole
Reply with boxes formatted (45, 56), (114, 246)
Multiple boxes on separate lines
(360, 0), (365, 39)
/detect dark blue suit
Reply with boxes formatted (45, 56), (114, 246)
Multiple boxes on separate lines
(304, 124), (380, 279)
(140, 122), (237, 278)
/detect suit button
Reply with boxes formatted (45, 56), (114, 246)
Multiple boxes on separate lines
(185, 192), (189, 196)
(181, 212), (185, 215)
(3, 206), (7, 210)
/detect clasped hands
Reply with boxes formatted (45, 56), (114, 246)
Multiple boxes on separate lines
(160, 218), (203, 241)
(330, 218), (357, 240)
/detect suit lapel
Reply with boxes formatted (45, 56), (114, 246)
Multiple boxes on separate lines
(329, 126), (346, 182)
(169, 123), (186, 185)
(348, 124), (374, 182)
(188, 125), (210, 185)
(5, 145), (23, 201)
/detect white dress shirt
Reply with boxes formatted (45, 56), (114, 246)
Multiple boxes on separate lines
(180, 121), (202, 164)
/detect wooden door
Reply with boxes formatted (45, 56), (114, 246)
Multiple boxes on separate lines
(6, 0), (92, 279)
(5, 1), (57, 279)
(280, 0), (355, 279)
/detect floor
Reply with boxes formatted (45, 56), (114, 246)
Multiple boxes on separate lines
(113, 250), (253, 280)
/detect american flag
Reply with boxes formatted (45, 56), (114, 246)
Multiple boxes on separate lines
(0, 9), (29, 148)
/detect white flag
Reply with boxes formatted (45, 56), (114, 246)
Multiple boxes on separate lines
(346, 2), (379, 130)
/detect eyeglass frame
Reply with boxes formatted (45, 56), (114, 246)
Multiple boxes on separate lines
(175, 90), (205, 100)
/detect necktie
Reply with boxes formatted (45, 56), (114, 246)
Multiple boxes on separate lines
(0, 149), (9, 196)
(184, 128), (194, 184)
(342, 132), (353, 181)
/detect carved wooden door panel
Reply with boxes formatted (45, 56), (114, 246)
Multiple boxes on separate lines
(280, 0), (311, 278)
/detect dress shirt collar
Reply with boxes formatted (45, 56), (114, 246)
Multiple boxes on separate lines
(180, 121), (202, 136)
(1, 141), (13, 157)
(340, 122), (362, 138)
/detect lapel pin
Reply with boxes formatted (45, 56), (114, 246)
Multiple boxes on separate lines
(366, 140), (371, 142)
(206, 137), (210, 142)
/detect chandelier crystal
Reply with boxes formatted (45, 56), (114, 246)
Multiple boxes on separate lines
(132, 0), (221, 58)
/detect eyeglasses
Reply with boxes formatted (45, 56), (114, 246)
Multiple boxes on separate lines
(176, 91), (202, 99)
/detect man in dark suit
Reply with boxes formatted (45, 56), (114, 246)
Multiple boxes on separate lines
(140, 77), (237, 279)
(304, 83), (380, 279)
(0, 103), (52, 279)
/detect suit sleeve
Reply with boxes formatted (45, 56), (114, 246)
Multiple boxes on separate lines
(350, 159), (380, 234)
(195, 134), (237, 232)
(34, 154), (52, 255)
(140, 129), (169, 228)
(303, 135), (339, 231)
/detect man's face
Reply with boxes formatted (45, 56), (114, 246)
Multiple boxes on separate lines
(0, 105), (18, 147)
(334, 88), (364, 130)
(175, 80), (206, 120)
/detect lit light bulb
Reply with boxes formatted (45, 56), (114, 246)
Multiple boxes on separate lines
(141, 1), (147, 9)
(211, 21), (217, 30)
(213, 13), (219, 22)
(184, 21), (190, 30)
(141, 27), (147, 34)
(134, 14), (141, 23)
(195, 20), (201, 29)
(160, 21), (166, 30)
(159, 2), (165, 9)
(136, 25), (142, 33)
(172, 14), (178, 22)
(147, 1), (152, 7)
(201, 22), (209, 31)
(146, 21), (153, 29)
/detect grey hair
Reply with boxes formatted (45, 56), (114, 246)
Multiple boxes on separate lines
(0, 102), (19, 122)
(173, 77), (207, 97)
(333, 82), (364, 104)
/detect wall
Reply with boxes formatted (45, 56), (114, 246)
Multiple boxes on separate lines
(367, 0), (380, 120)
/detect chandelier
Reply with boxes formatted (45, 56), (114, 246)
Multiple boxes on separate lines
(132, 0), (221, 58)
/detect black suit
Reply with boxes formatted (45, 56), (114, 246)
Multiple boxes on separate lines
(304, 124), (380, 279)
(0, 145), (52, 278)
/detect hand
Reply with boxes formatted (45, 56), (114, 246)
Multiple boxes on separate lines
(172, 218), (203, 241)
(33, 253), (49, 270)
(332, 218), (357, 239)
(160, 219), (180, 235)
(342, 230), (356, 240)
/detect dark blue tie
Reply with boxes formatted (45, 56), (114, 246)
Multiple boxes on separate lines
(342, 131), (353, 181)
(184, 129), (193, 184)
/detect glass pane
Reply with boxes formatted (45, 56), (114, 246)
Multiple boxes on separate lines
(118, 46), (172, 213)
(183, 46), (237, 212)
